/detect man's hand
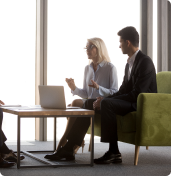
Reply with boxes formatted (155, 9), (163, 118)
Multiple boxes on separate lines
(65, 78), (76, 91)
(93, 97), (103, 110)
(0, 100), (5, 106)
(88, 80), (99, 90)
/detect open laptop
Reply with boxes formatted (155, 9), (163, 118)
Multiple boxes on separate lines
(39, 85), (80, 109)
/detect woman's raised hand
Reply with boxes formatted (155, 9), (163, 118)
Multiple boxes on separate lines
(88, 80), (99, 90)
(65, 78), (76, 91)
(0, 100), (5, 106)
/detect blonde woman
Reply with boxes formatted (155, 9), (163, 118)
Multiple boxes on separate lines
(45, 37), (118, 160)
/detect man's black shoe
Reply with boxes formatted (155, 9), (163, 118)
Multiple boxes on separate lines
(94, 151), (122, 164)
(44, 147), (75, 161)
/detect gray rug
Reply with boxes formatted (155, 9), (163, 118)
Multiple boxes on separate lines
(0, 141), (171, 176)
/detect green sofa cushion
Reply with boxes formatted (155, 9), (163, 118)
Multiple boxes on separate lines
(157, 71), (171, 93)
(87, 111), (137, 136)
(136, 93), (171, 146)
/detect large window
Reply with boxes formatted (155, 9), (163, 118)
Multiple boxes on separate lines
(0, 0), (36, 140)
(47, 0), (140, 140)
(153, 0), (157, 70)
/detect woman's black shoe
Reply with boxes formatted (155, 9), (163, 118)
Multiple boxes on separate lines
(94, 151), (122, 164)
(44, 147), (75, 161)
(44, 150), (58, 160)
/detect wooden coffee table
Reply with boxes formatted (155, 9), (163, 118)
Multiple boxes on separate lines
(1, 106), (94, 169)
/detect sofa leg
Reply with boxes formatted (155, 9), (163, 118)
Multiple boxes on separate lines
(146, 146), (149, 150)
(134, 145), (140, 166)
(88, 135), (91, 152)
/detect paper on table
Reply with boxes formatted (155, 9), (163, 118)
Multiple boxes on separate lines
(16, 106), (42, 110)
(6, 105), (42, 110)
(1, 105), (21, 107)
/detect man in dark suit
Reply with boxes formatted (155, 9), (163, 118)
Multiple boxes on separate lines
(93, 26), (157, 164)
(0, 100), (25, 168)
(44, 26), (157, 164)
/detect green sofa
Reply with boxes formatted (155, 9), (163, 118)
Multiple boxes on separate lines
(87, 71), (171, 165)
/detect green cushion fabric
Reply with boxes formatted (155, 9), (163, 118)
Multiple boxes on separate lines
(136, 93), (171, 146)
(87, 111), (136, 136)
(157, 71), (171, 93)
(87, 114), (101, 136)
(93, 113), (101, 136)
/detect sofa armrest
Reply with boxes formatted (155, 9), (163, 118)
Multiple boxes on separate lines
(135, 93), (171, 146)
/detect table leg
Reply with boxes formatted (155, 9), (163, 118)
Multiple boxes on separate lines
(17, 116), (21, 169)
(53, 117), (56, 151)
(90, 115), (94, 166)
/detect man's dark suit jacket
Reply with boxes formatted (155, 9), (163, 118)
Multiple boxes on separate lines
(108, 50), (157, 110)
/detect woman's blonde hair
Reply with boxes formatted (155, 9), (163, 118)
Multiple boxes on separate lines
(87, 37), (111, 64)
